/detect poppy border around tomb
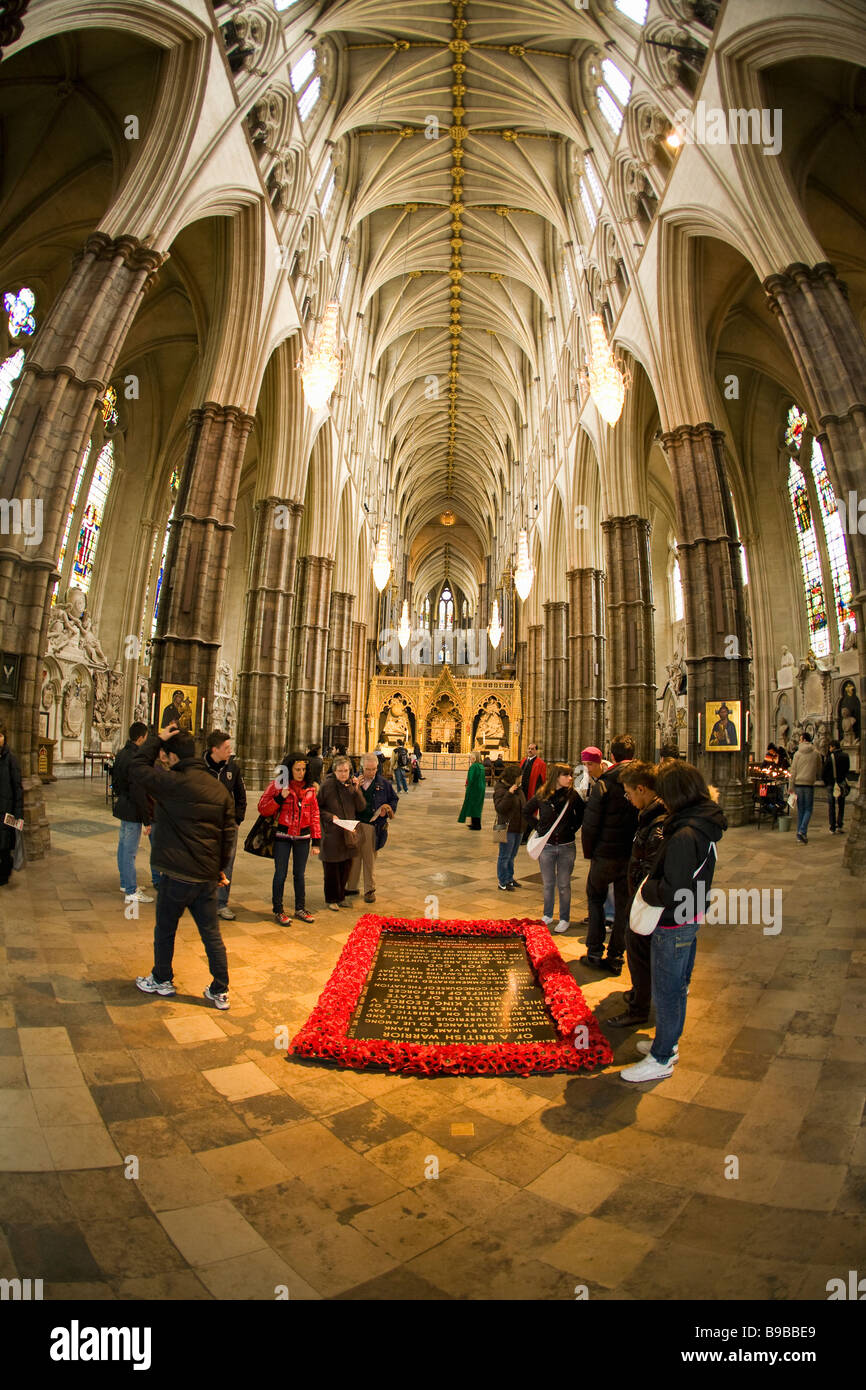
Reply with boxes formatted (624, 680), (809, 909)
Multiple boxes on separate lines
(289, 914), (614, 1076)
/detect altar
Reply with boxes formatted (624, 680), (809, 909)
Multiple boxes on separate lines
(366, 666), (521, 758)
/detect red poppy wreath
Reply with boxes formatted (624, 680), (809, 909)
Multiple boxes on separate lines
(289, 915), (614, 1076)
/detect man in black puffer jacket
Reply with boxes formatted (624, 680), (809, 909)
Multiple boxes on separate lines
(129, 725), (236, 1010)
(607, 761), (668, 1028)
(580, 733), (638, 974)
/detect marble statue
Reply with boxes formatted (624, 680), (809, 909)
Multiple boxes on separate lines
(837, 678), (860, 749)
(382, 695), (411, 743)
(780, 646), (796, 671)
(666, 649), (686, 696)
(842, 622), (857, 651)
(475, 699), (505, 745)
(212, 661), (238, 738)
(46, 587), (108, 667)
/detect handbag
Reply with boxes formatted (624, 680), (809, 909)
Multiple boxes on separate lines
(630, 842), (718, 936)
(342, 825), (361, 852)
(526, 798), (570, 860)
(243, 812), (280, 859)
(492, 819), (509, 843)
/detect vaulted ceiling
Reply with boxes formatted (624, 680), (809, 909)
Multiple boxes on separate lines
(318, 0), (602, 595)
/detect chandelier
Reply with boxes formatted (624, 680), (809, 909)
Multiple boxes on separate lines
(514, 529), (534, 601)
(488, 597), (503, 649)
(372, 524), (391, 592)
(440, 509), (456, 527)
(397, 599), (411, 650)
(301, 301), (341, 410)
(584, 314), (627, 426)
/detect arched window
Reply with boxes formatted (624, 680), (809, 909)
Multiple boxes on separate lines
(671, 553), (684, 623)
(100, 386), (118, 430)
(597, 59), (631, 136)
(54, 445), (91, 602)
(579, 155), (603, 230)
(0, 286), (36, 429)
(787, 457), (829, 657)
(424, 596), (431, 626)
(71, 441), (115, 595)
(273, 0), (298, 9)
(810, 439), (855, 644)
(291, 49), (320, 121)
(149, 469), (180, 639)
(614, 0), (648, 23)
(438, 586), (454, 631)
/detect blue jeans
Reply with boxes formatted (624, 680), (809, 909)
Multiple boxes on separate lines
(497, 830), (522, 887)
(540, 841), (575, 922)
(272, 836), (311, 912)
(650, 922), (699, 1064)
(153, 875), (228, 994)
(117, 821), (142, 894)
(795, 784), (814, 835)
(394, 765), (408, 792)
(218, 828), (238, 906)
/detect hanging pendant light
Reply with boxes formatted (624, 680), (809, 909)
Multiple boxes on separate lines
(514, 529), (534, 601)
(301, 301), (341, 410)
(372, 524), (391, 592)
(488, 597), (503, 649)
(586, 314), (626, 426)
(397, 599), (411, 649)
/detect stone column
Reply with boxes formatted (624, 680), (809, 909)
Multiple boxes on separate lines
(764, 261), (866, 870)
(515, 637), (527, 751)
(602, 516), (656, 761)
(525, 624), (543, 752)
(286, 555), (333, 747)
(543, 600), (568, 761)
(0, 232), (164, 855)
(660, 426), (751, 823)
(348, 620), (367, 754)
(325, 589), (354, 743)
(567, 567), (606, 760)
(149, 402), (254, 729)
(236, 497), (302, 783)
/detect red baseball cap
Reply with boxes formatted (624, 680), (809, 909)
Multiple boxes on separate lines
(580, 746), (603, 763)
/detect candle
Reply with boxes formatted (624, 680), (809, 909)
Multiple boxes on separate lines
(150, 693), (155, 727)
(200, 698), (206, 733)
(697, 712), (702, 747)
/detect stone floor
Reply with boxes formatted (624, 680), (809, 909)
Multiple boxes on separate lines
(0, 769), (863, 1301)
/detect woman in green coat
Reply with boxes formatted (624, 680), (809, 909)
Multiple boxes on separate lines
(458, 752), (486, 830)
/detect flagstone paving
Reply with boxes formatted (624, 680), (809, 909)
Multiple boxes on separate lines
(0, 770), (863, 1300)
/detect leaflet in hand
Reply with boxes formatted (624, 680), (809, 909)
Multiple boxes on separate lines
(333, 818), (359, 831)
(3, 814), (24, 831)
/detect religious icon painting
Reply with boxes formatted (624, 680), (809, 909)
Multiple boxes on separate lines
(705, 698), (741, 751)
(158, 682), (197, 734)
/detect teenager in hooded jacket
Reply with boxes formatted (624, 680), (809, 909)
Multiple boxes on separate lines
(620, 761), (726, 1084)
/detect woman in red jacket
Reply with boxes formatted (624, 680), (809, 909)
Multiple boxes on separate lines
(258, 752), (321, 924)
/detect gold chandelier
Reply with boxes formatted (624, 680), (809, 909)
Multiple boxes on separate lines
(584, 314), (627, 426)
(372, 524), (391, 592)
(514, 529), (534, 601)
(440, 509), (456, 527)
(397, 599), (411, 649)
(487, 597), (503, 649)
(301, 301), (341, 410)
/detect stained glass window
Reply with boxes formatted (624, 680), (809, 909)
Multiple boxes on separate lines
(596, 61), (631, 137)
(615, 0), (648, 22)
(438, 587), (454, 631)
(150, 521), (172, 637)
(787, 458), (829, 657)
(4, 287), (36, 338)
(0, 349), (24, 427)
(71, 441), (114, 594)
(810, 439), (855, 643)
(785, 404), (807, 454)
(100, 385), (118, 430)
(52, 444), (92, 604)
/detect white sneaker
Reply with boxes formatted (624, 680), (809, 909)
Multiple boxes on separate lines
(554, 920), (570, 934)
(203, 985), (230, 1011)
(636, 1039), (679, 1063)
(135, 973), (176, 996)
(125, 891), (154, 904)
(542, 915), (554, 926)
(217, 906), (236, 920)
(620, 1055), (674, 1083)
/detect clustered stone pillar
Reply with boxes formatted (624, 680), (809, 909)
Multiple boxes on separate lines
(150, 401), (254, 728)
(525, 624), (543, 752)
(286, 555), (334, 748)
(764, 261), (866, 871)
(325, 590), (354, 743)
(0, 232), (164, 855)
(661, 424), (751, 824)
(515, 637), (527, 752)
(567, 567), (606, 761)
(602, 516), (656, 760)
(543, 600), (568, 762)
(348, 620), (367, 753)
(236, 497), (303, 784)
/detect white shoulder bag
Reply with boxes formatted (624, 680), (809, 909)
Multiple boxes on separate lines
(526, 798), (570, 861)
(630, 841), (718, 936)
